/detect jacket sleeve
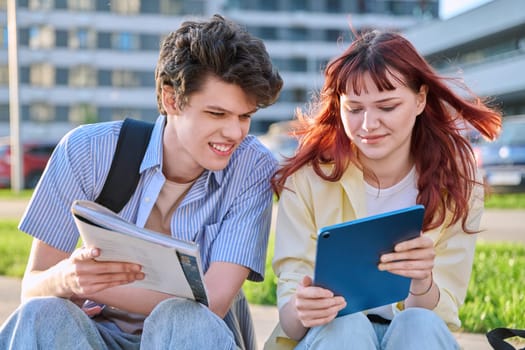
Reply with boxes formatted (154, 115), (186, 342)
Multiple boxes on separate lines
(430, 176), (484, 330)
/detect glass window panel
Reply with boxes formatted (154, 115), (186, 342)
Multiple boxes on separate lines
(159, 0), (183, 15)
(29, 0), (53, 10)
(69, 28), (95, 49)
(55, 68), (69, 85)
(30, 63), (55, 87)
(67, 0), (94, 11)
(97, 32), (111, 49)
(29, 103), (55, 122)
(55, 29), (68, 47)
(69, 65), (96, 87)
(0, 65), (8, 85)
(113, 32), (139, 51)
(112, 70), (139, 87)
(110, 0), (140, 14)
(70, 104), (97, 123)
(29, 25), (55, 49)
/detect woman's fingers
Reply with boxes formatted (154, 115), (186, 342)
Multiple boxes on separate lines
(295, 276), (346, 327)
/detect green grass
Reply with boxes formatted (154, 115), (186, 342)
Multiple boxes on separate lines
(0, 220), (32, 277)
(484, 193), (525, 208)
(459, 241), (525, 333)
(0, 189), (34, 199)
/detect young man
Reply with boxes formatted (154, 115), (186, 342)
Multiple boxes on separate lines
(0, 14), (282, 350)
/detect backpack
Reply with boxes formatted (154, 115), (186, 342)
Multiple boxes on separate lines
(95, 118), (154, 212)
(487, 328), (525, 350)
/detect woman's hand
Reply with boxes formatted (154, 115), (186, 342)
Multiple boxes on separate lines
(294, 275), (346, 328)
(60, 247), (145, 299)
(377, 233), (435, 281)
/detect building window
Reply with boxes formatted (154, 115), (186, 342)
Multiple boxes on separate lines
(97, 32), (111, 49)
(0, 104), (9, 122)
(1, 26), (7, 49)
(259, 27), (278, 40)
(70, 104), (97, 123)
(29, 25), (55, 49)
(112, 70), (139, 87)
(110, 0), (140, 15)
(326, 0), (342, 13)
(69, 28), (95, 49)
(112, 108), (141, 121)
(113, 32), (139, 51)
(67, 0), (94, 11)
(30, 63), (55, 87)
(55, 105), (70, 122)
(28, 0), (54, 10)
(55, 29), (68, 47)
(259, 0), (278, 11)
(289, 57), (308, 72)
(69, 65), (96, 87)
(29, 102), (55, 122)
(140, 34), (160, 51)
(288, 27), (309, 41)
(288, 0), (309, 11)
(55, 68), (69, 85)
(159, 0), (184, 15)
(0, 65), (8, 85)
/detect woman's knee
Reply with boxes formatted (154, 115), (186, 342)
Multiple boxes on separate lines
(392, 308), (444, 330)
(299, 312), (378, 349)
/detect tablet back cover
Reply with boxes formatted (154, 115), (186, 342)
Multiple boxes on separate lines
(313, 205), (425, 317)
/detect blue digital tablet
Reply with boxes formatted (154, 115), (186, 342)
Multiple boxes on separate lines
(313, 205), (425, 317)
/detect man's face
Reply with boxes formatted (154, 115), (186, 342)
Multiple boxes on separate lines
(162, 76), (257, 183)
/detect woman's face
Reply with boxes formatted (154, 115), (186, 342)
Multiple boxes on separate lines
(339, 71), (427, 171)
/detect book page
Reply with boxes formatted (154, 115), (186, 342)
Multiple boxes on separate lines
(73, 212), (205, 302)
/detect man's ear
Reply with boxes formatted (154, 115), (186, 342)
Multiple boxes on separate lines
(416, 84), (428, 116)
(161, 85), (178, 114)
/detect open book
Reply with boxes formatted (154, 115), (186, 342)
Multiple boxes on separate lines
(71, 200), (208, 305)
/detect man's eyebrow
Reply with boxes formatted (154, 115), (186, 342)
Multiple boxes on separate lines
(205, 105), (258, 115)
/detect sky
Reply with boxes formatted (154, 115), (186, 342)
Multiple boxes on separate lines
(440, 0), (493, 19)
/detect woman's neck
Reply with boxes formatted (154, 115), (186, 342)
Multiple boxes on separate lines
(362, 156), (414, 189)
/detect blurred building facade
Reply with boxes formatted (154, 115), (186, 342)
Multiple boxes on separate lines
(403, 0), (525, 117)
(0, 0), (437, 139)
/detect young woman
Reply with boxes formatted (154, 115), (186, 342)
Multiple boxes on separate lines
(268, 30), (501, 349)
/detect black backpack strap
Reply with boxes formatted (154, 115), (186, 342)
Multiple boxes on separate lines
(95, 118), (154, 213)
(487, 328), (525, 350)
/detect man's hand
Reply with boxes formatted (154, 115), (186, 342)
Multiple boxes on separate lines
(62, 247), (145, 298)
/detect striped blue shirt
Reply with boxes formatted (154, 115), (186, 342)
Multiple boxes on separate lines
(20, 115), (277, 282)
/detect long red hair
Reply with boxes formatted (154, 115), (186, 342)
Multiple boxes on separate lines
(271, 30), (501, 232)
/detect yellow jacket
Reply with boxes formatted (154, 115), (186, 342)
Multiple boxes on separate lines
(265, 164), (483, 350)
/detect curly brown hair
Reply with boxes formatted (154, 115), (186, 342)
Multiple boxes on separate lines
(155, 14), (282, 115)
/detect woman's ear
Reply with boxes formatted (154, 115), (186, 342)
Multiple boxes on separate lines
(416, 84), (428, 115)
(161, 85), (178, 114)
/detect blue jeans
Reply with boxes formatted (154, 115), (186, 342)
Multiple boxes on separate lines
(0, 297), (237, 350)
(295, 308), (459, 350)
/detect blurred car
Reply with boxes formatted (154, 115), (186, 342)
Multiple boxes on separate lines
(473, 115), (525, 193)
(258, 121), (298, 163)
(0, 138), (56, 189)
